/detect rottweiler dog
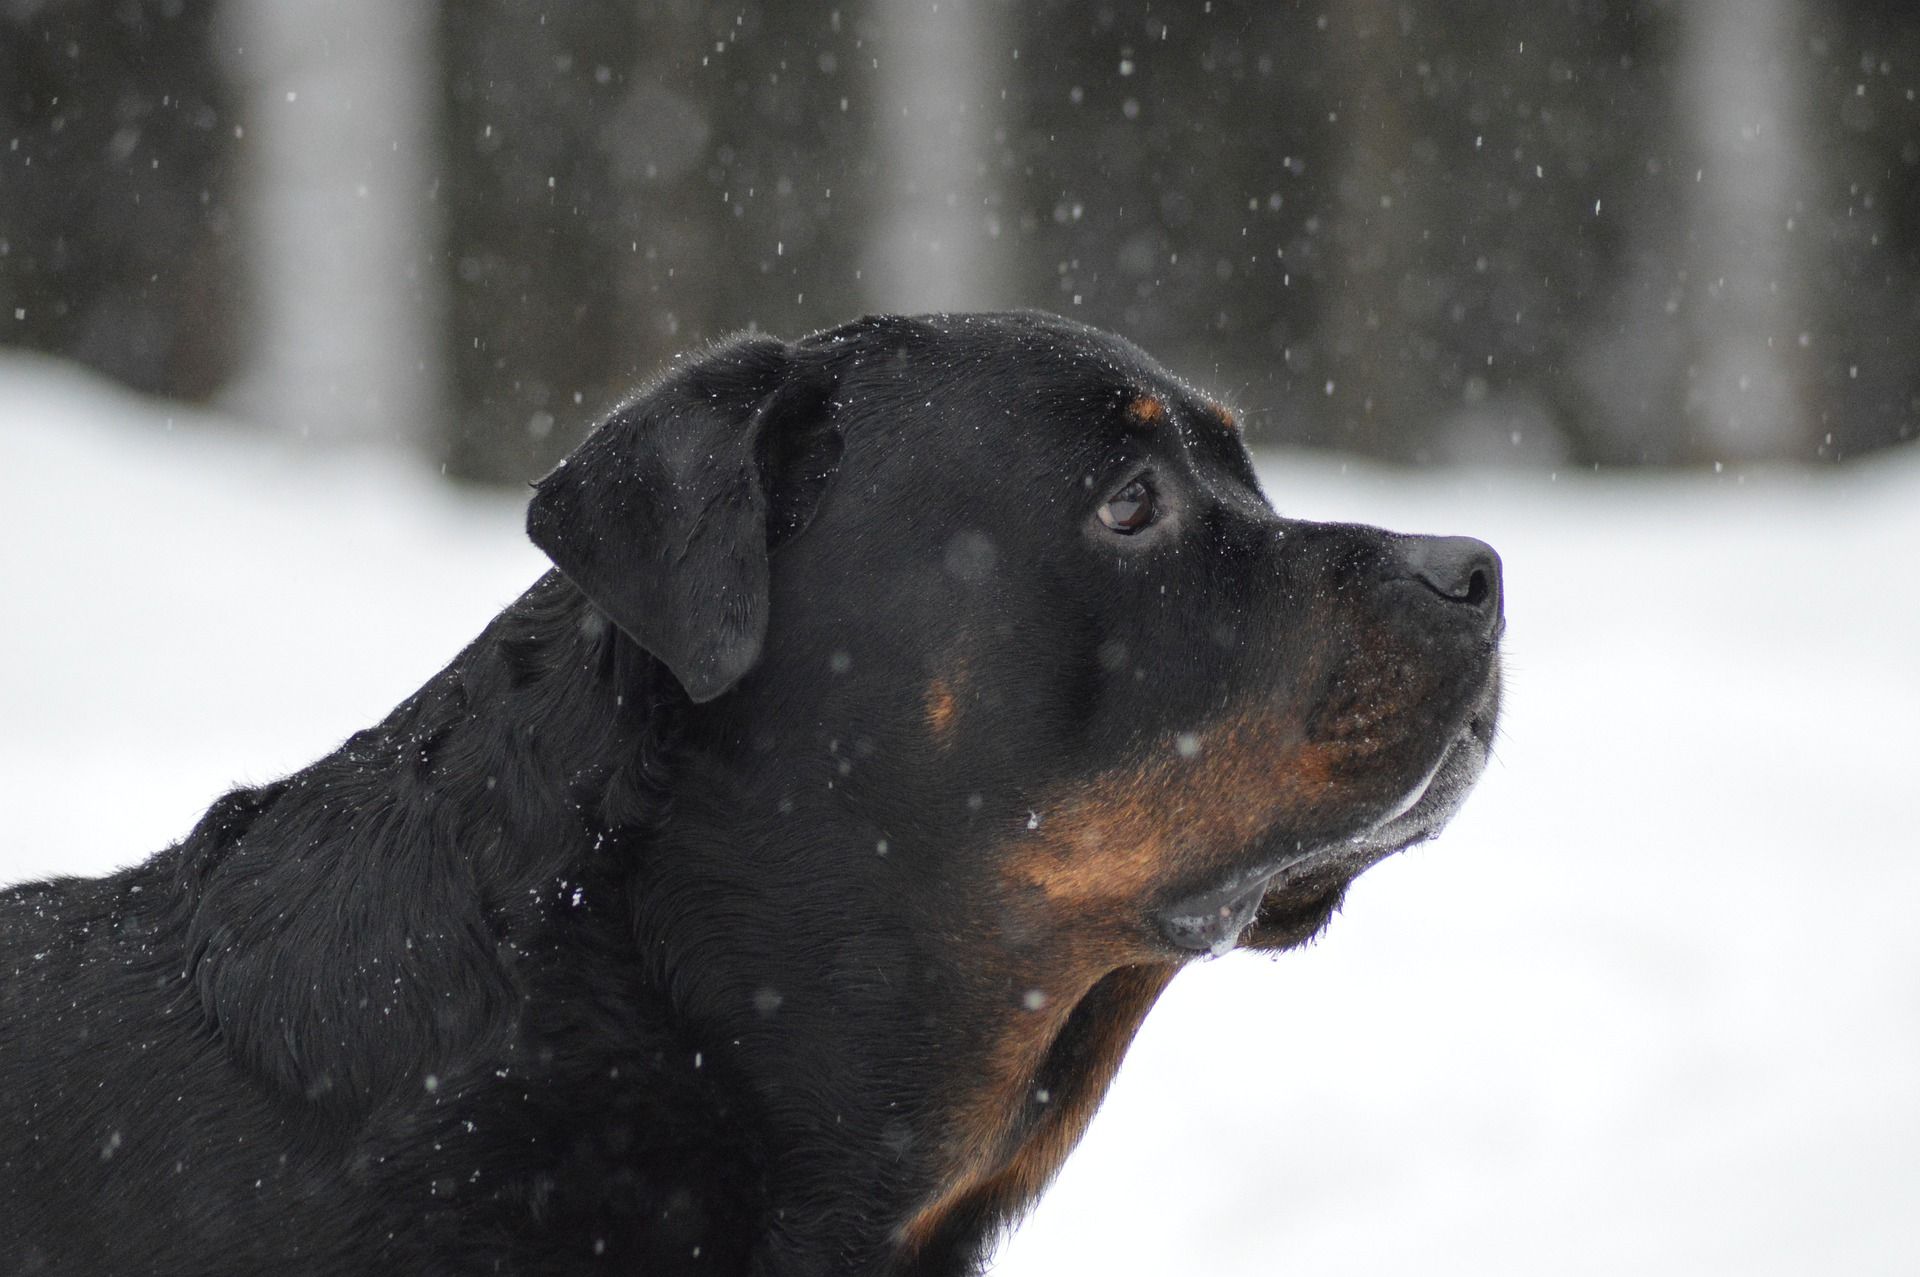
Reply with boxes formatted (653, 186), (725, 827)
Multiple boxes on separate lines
(0, 312), (1502, 1275)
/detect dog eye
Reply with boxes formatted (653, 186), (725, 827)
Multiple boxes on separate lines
(1097, 479), (1157, 534)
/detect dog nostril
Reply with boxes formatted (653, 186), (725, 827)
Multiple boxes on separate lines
(1402, 536), (1502, 613)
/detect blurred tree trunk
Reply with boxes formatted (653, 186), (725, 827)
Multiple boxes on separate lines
(0, 1), (239, 399)
(1001, 1), (1333, 434)
(1800, 0), (1920, 460)
(1318, 0), (1654, 466)
(222, 0), (443, 448)
(436, 2), (880, 486)
(1318, 0), (1428, 460)
(1001, 1), (1655, 464)
(1674, 0), (1815, 462)
(436, 1), (642, 485)
(866, 0), (1011, 312)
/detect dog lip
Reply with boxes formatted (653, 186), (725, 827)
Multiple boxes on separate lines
(1372, 748), (1451, 827)
(1154, 874), (1273, 957)
(1154, 715), (1489, 958)
(1154, 835), (1357, 957)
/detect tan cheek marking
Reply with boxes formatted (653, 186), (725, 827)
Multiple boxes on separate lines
(1126, 393), (1168, 426)
(1007, 714), (1344, 912)
(898, 714), (1351, 1254)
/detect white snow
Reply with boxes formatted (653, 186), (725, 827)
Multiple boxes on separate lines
(3, 354), (1917, 1272)
(0, 353), (541, 884)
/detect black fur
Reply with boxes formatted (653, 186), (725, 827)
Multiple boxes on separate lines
(1, 313), (1503, 1275)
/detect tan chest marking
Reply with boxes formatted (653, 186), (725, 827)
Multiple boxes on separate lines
(896, 965), (1175, 1256)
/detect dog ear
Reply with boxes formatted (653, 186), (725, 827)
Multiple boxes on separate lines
(526, 335), (840, 702)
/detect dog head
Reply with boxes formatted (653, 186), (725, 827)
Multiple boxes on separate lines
(527, 310), (1503, 1257)
(531, 311), (1500, 960)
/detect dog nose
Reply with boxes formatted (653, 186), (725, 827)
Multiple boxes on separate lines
(1400, 535), (1502, 617)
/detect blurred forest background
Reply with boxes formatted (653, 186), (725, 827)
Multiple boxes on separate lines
(3, 0), (1916, 485)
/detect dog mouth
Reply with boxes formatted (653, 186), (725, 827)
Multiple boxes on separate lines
(1154, 669), (1500, 958)
(1151, 809), (1419, 959)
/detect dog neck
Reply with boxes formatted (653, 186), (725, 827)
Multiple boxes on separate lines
(177, 571), (1160, 1273)
(614, 688), (1181, 1274)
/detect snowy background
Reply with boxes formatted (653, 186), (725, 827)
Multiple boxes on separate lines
(3, 354), (1915, 1273)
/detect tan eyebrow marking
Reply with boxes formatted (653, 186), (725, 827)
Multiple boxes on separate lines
(926, 676), (959, 743)
(1204, 400), (1238, 431)
(1125, 394), (1168, 427)
(924, 642), (974, 746)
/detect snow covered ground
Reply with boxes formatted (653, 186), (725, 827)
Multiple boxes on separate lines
(3, 353), (1916, 1273)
